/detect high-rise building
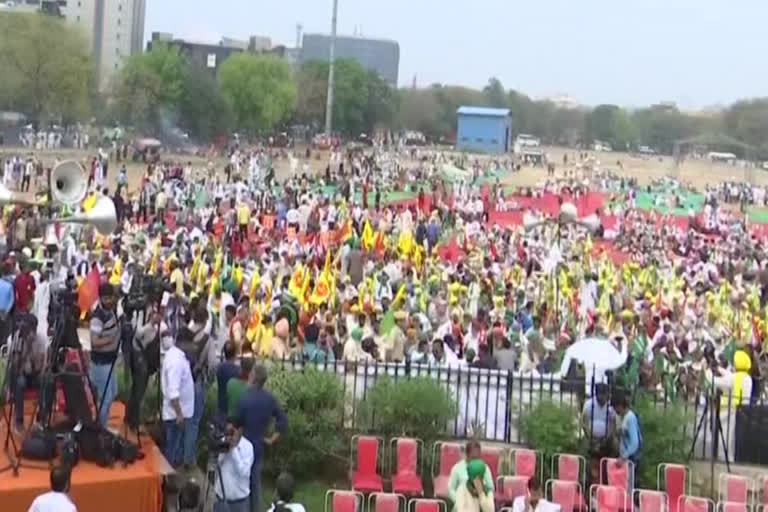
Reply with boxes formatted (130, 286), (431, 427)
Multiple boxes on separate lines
(300, 33), (400, 87)
(60, 0), (146, 90)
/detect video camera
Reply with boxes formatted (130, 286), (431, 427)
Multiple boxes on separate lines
(207, 422), (232, 454)
(124, 273), (168, 313)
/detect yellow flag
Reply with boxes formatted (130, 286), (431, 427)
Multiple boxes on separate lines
(362, 220), (375, 251)
(82, 193), (98, 212)
(109, 257), (123, 286)
(249, 269), (261, 300)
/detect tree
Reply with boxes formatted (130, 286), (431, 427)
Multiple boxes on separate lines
(482, 77), (507, 108)
(112, 42), (186, 132)
(218, 54), (297, 135)
(363, 70), (398, 133)
(724, 98), (768, 156)
(586, 104), (634, 149)
(0, 12), (92, 121)
(632, 106), (696, 154)
(178, 65), (232, 141)
(395, 88), (442, 138)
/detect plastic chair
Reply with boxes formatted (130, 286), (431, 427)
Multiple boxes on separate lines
(369, 493), (406, 512)
(546, 479), (581, 512)
(432, 442), (462, 499)
(511, 448), (540, 481)
(762, 477), (768, 506)
(718, 502), (749, 512)
(496, 476), (528, 507)
(635, 489), (668, 512)
(591, 485), (630, 512)
(553, 453), (586, 486)
(481, 446), (504, 481)
(602, 458), (634, 507)
(678, 496), (715, 512)
(409, 498), (445, 512)
(325, 490), (363, 512)
(719, 474), (751, 505)
(659, 465), (689, 512)
(351, 436), (384, 493)
(390, 438), (424, 495)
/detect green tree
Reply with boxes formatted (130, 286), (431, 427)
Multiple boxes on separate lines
(396, 88), (443, 138)
(632, 106), (698, 154)
(482, 77), (508, 108)
(178, 65), (232, 141)
(586, 104), (634, 149)
(0, 12), (92, 121)
(112, 42), (186, 132)
(218, 54), (297, 135)
(724, 98), (768, 156)
(362, 70), (398, 133)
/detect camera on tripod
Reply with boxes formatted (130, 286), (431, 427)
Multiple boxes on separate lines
(124, 273), (167, 313)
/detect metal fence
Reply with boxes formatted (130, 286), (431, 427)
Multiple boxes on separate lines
(272, 357), (762, 462)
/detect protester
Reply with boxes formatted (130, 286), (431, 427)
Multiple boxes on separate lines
(27, 465), (77, 512)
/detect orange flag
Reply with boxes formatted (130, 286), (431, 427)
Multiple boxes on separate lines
(78, 267), (100, 319)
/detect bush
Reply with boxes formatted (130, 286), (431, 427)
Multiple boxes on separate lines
(358, 377), (458, 442)
(633, 395), (691, 488)
(518, 399), (581, 480)
(266, 368), (346, 479)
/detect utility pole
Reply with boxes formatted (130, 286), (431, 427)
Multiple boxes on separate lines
(324, 0), (339, 136)
(295, 23), (303, 49)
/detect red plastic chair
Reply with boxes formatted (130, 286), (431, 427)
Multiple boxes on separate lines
(325, 490), (363, 512)
(546, 479), (580, 512)
(390, 438), (424, 495)
(718, 502), (749, 512)
(635, 489), (668, 512)
(351, 436), (384, 493)
(719, 474), (751, 504)
(762, 477), (768, 506)
(511, 448), (540, 480)
(659, 464), (689, 512)
(591, 485), (630, 512)
(409, 498), (445, 512)
(553, 453), (586, 485)
(679, 496), (715, 512)
(432, 442), (462, 499)
(369, 493), (406, 512)
(496, 476), (528, 507)
(481, 446), (504, 482)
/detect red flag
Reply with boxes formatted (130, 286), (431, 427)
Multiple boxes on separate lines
(78, 267), (100, 319)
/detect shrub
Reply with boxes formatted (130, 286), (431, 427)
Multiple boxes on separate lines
(358, 376), (458, 442)
(633, 395), (691, 488)
(266, 368), (346, 479)
(518, 399), (581, 480)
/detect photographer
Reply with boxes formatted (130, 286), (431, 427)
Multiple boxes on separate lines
(89, 283), (120, 428)
(214, 417), (254, 512)
(125, 307), (167, 432)
(12, 314), (46, 434)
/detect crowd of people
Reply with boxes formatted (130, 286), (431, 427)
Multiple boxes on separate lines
(0, 141), (764, 511)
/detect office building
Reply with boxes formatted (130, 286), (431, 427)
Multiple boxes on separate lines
(456, 106), (512, 154)
(300, 33), (400, 86)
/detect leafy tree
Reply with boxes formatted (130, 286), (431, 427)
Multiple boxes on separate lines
(482, 77), (508, 108)
(178, 65), (232, 141)
(396, 88), (443, 138)
(112, 42), (186, 132)
(724, 98), (768, 156)
(362, 70), (398, 133)
(0, 12), (92, 121)
(632, 106), (696, 154)
(218, 54), (297, 135)
(586, 104), (634, 149)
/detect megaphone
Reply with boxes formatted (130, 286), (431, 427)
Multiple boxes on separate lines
(51, 160), (88, 206)
(51, 196), (118, 236)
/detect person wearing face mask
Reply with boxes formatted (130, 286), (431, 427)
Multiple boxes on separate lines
(161, 331), (196, 469)
(511, 477), (559, 512)
(28, 465), (77, 512)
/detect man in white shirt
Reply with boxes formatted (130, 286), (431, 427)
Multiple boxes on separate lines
(511, 477), (560, 512)
(161, 336), (195, 469)
(215, 417), (255, 512)
(28, 465), (77, 512)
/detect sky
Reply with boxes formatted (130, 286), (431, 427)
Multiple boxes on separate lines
(145, 0), (768, 109)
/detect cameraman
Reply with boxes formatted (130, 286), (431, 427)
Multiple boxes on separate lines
(89, 283), (120, 428)
(12, 314), (46, 433)
(125, 307), (167, 432)
(214, 417), (254, 512)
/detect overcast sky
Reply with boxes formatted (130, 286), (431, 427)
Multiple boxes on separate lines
(145, 0), (768, 109)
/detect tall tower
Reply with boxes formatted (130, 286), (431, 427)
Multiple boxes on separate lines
(295, 23), (303, 49)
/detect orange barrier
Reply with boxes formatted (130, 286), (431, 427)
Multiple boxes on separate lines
(0, 402), (165, 512)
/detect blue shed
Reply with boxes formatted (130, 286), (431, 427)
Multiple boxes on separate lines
(456, 106), (511, 154)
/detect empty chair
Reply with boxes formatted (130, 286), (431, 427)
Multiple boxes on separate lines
(659, 464), (689, 512)
(369, 493), (406, 512)
(718, 502), (749, 512)
(351, 436), (384, 493)
(409, 498), (445, 512)
(591, 485), (630, 512)
(719, 474), (751, 504)
(602, 457), (634, 505)
(553, 453), (585, 485)
(635, 489), (668, 512)
(546, 479), (580, 512)
(432, 442), (462, 499)
(496, 476), (528, 507)
(325, 490), (363, 512)
(391, 438), (424, 495)
(511, 449), (539, 480)
(679, 496), (715, 512)
(481, 446), (504, 482)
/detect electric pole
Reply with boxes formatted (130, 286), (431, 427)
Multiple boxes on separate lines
(324, 0), (338, 136)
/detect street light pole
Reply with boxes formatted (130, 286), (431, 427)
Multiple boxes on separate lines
(324, 0), (339, 136)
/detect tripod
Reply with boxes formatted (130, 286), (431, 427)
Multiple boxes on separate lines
(688, 385), (731, 499)
(199, 454), (228, 512)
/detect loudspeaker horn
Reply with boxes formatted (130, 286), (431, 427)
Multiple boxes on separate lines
(51, 160), (88, 206)
(51, 196), (118, 236)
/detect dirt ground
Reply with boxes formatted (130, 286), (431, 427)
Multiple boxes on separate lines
(1, 145), (764, 197)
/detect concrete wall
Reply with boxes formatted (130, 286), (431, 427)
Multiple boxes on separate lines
(457, 114), (510, 154)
